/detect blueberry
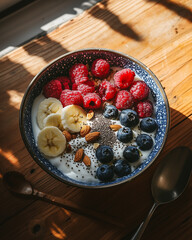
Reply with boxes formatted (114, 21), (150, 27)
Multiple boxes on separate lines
(136, 134), (153, 150)
(140, 117), (158, 133)
(123, 146), (140, 163)
(117, 127), (133, 143)
(96, 145), (114, 163)
(120, 109), (139, 127)
(103, 105), (118, 119)
(96, 164), (114, 182)
(114, 160), (131, 177)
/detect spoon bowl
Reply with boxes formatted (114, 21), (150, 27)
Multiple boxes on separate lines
(152, 146), (192, 204)
(3, 171), (124, 227)
(3, 171), (33, 195)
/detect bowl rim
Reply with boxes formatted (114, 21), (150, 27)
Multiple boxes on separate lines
(19, 48), (170, 189)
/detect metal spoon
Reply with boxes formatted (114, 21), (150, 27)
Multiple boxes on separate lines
(3, 171), (124, 228)
(129, 146), (192, 240)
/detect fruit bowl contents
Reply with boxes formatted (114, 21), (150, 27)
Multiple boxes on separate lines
(20, 49), (169, 188)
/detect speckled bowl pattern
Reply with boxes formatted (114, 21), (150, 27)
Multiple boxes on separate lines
(19, 48), (170, 188)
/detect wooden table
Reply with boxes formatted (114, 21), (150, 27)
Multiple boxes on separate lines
(0, 0), (192, 239)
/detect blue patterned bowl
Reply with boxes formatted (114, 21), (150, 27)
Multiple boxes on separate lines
(20, 48), (170, 188)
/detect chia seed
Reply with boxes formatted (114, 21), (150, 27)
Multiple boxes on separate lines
(91, 110), (116, 147)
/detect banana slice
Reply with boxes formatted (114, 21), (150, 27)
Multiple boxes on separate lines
(43, 113), (63, 130)
(37, 97), (63, 129)
(61, 105), (87, 133)
(37, 126), (66, 157)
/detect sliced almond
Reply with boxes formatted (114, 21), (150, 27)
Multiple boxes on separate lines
(74, 149), (84, 162)
(80, 125), (91, 137)
(85, 132), (100, 143)
(110, 125), (122, 131)
(93, 79), (101, 87)
(62, 130), (72, 142)
(102, 100), (114, 109)
(93, 143), (100, 149)
(87, 110), (94, 120)
(83, 155), (91, 166)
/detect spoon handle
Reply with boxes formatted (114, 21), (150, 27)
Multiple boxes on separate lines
(32, 189), (124, 228)
(130, 202), (159, 240)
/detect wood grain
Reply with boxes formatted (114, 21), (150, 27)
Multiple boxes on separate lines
(0, 0), (192, 239)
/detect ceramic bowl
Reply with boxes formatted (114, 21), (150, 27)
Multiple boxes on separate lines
(20, 48), (170, 188)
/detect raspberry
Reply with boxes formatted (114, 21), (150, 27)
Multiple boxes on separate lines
(114, 69), (135, 89)
(43, 79), (62, 99)
(83, 93), (101, 109)
(91, 59), (110, 79)
(60, 90), (83, 107)
(129, 80), (149, 101)
(77, 83), (95, 95)
(98, 80), (116, 101)
(115, 90), (134, 110)
(135, 100), (153, 118)
(69, 63), (89, 84)
(57, 76), (71, 90)
(75, 76), (89, 85)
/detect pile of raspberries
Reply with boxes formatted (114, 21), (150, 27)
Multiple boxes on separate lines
(43, 59), (153, 118)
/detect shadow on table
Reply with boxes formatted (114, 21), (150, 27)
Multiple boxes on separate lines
(0, 35), (69, 173)
(0, 55), (35, 171)
(0, 33), (67, 228)
(88, 0), (143, 41)
(0, 35), (69, 225)
(22, 34), (68, 63)
(146, 0), (192, 22)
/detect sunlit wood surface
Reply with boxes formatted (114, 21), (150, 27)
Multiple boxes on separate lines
(0, 0), (192, 239)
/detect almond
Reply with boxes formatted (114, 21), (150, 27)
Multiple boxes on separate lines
(74, 148), (84, 162)
(71, 134), (77, 139)
(66, 144), (72, 153)
(83, 155), (91, 166)
(109, 125), (122, 131)
(93, 143), (100, 149)
(87, 110), (94, 120)
(85, 132), (100, 143)
(80, 125), (91, 137)
(63, 130), (72, 142)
